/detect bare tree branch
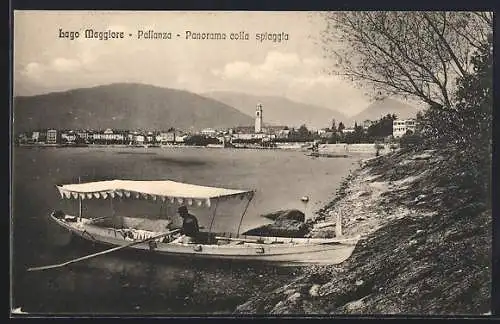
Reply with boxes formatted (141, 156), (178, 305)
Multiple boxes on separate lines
(421, 12), (468, 77)
(322, 11), (492, 110)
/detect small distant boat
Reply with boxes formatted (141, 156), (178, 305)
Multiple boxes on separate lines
(206, 144), (225, 148)
(307, 152), (349, 158)
(30, 179), (359, 270)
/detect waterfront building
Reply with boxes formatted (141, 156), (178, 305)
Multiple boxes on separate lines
(103, 129), (116, 142)
(31, 131), (40, 142)
(201, 128), (217, 137)
(17, 132), (29, 144)
(90, 131), (99, 142)
(135, 134), (145, 144)
(277, 129), (291, 139)
(393, 119), (417, 138)
(46, 129), (58, 144)
(174, 135), (186, 143)
(317, 129), (327, 136)
(233, 126), (254, 134)
(159, 132), (176, 143)
(127, 132), (137, 144)
(113, 130), (126, 143)
(90, 129), (126, 144)
(76, 130), (89, 142)
(263, 125), (288, 135)
(319, 131), (334, 139)
(233, 133), (266, 140)
(61, 130), (77, 143)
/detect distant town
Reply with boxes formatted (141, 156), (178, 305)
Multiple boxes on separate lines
(14, 104), (417, 149)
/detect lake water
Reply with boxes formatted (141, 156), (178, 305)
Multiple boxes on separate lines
(11, 146), (358, 315)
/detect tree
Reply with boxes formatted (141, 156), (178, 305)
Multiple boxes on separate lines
(330, 119), (337, 133)
(399, 131), (424, 149)
(323, 11), (493, 109)
(184, 135), (220, 146)
(354, 123), (365, 138)
(418, 34), (492, 197)
(344, 122), (367, 144)
(286, 124), (314, 142)
(417, 32), (492, 150)
(327, 132), (340, 144)
(338, 122), (346, 133)
(298, 124), (309, 137)
(367, 113), (397, 140)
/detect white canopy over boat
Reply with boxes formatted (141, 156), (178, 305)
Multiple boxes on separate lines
(56, 179), (254, 208)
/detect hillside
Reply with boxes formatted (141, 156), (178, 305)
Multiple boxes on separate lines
(236, 148), (491, 315)
(13, 83), (254, 133)
(201, 91), (347, 130)
(349, 98), (420, 125)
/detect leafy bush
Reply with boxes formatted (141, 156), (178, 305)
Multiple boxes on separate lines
(417, 35), (492, 202)
(184, 135), (220, 146)
(399, 132), (424, 150)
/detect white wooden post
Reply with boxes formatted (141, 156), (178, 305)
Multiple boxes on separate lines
(336, 208), (343, 237)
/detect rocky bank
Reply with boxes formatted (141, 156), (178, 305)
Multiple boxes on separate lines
(235, 148), (491, 315)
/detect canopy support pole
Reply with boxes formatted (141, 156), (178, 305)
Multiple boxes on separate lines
(78, 177), (82, 221)
(79, 197), (82, 221)
(110, 195), (117, 227)
(208, 200), (219, 236)
(236, 192), (254, 238)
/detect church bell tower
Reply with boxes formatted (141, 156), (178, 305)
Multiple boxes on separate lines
(255, 103), (263, 133)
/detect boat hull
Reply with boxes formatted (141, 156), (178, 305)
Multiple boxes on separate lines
(51, 215), (359, 266)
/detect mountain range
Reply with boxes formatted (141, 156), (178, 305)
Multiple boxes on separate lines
(13, 83), (421, 134)
(348, 98), (421, 125)
(202, 91), (347, 130)
(13, 83), (254, 133)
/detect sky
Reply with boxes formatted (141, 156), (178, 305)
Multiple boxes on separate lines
(13, 11), (374, 117)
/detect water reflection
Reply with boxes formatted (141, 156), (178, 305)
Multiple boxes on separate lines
(21, 238), (296, 314)
(13, 147), (354, 314)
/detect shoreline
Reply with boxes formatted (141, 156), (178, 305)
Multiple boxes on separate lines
(14, 143), (390, 156)
(235, 148), (491, 315)
(306, 154), (420, 240)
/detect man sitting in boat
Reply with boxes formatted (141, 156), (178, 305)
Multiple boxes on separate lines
(171, 205), (200, 244)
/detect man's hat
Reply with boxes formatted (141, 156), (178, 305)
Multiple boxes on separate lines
(178, 206), (188, 214)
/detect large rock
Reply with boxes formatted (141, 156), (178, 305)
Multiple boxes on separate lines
(242, 209), (308, 237)
(261, 209), (306, 222)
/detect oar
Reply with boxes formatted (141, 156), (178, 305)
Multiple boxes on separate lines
(215, 236), (264, 243)
(27, 228), (181, 272)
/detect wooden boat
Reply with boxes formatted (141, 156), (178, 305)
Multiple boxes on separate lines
(41, 179), (360, 267)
